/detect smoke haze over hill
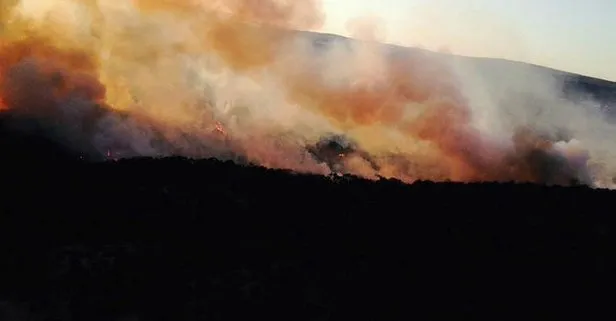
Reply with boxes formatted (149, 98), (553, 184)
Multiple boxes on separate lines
(1, 0), (616, 188)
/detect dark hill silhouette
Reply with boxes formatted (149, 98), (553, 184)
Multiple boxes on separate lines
(0, 156), (615, 320)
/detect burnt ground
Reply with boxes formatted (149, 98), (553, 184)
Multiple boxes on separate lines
(0, 149), (615, 320)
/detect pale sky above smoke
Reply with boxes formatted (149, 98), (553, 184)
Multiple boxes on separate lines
(17, 0), (616, 81)
(322, 0), (616, 81)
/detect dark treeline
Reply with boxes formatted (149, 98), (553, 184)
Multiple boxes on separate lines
(0, 156), (614, 321)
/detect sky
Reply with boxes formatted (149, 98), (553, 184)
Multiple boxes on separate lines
(13, 0), (616, 81)
(321, 0), (616, 81)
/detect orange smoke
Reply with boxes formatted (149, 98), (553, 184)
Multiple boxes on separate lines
(282, 47), (494, 181)
(0, 0), (595, 186)
(133, 0), (324, 71)
(0, 38), (104, 110)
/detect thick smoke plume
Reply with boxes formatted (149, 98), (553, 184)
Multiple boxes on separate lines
(0, 0), (614, 187)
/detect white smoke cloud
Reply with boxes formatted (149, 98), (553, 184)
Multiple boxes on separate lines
(5, 0), (616, 187)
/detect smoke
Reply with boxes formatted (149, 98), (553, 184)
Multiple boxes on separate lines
(0, 0), (614, 187)
(450, 57), (616, 187)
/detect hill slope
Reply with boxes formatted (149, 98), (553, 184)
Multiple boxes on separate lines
(302, 31), (616, 109)
(0, 157), (615, 320)
(2, 18), (616, 321)
(2, 28), (616, 185)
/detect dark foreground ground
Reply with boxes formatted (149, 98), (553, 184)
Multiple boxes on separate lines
(0, 156), (615, 321)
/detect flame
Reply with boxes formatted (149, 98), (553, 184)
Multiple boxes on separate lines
(215, 121), (226, 135)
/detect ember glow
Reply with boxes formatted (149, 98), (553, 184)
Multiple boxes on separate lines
(1, 0), (615, 188)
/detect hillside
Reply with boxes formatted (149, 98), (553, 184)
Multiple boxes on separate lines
(302, 31), (616, 110)
(1, 30), (616, 321)
(0, 157), (615, 320)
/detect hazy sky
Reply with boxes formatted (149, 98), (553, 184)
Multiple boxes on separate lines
(321, 0), (616, 81)
(15, 0), (615, 81)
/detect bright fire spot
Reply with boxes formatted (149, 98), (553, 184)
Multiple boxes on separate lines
(215, 122), (226, 135)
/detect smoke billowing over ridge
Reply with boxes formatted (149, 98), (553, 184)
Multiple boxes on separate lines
(1, 0), (615, 188)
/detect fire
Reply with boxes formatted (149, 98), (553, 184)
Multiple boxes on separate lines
(106, 149), (120, 161)
(215, 122), (226, 135)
